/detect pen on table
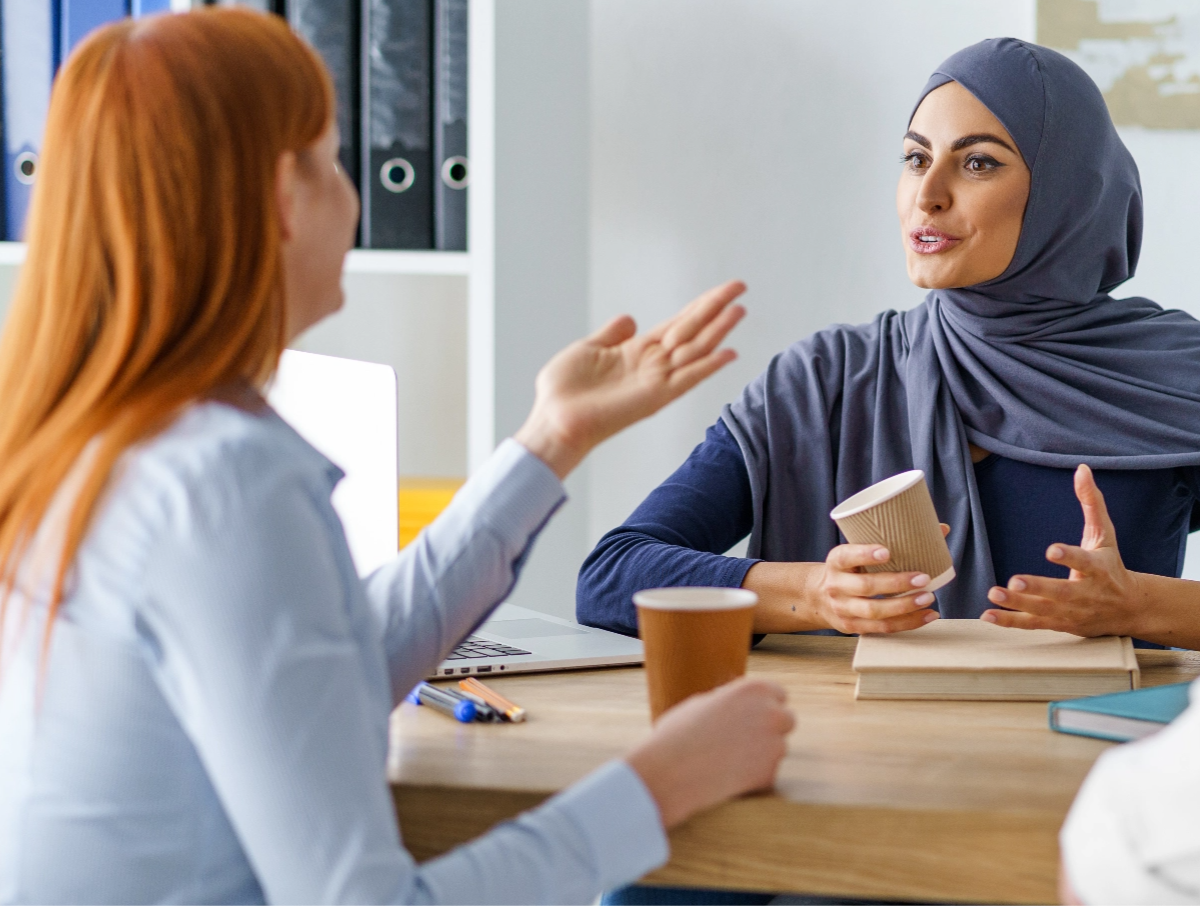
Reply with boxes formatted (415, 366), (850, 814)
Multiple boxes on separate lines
(406, 682), (476, 723)
(459, 677), (527, 722)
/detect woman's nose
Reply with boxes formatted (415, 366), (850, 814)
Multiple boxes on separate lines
(915, 163), (952, 214)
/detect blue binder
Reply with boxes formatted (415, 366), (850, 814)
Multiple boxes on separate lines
(1, 0), (56, 240)
(1049, 682), (1192, 743)
(60, 0), (129, 60)
(132, 0), (174, 15)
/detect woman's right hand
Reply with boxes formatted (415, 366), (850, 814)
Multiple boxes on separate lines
(812, 542), (940, 634)
(742, 525), (949, 634)
(624, 677), (794, 830)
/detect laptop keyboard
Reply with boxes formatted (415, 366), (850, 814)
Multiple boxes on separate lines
(444, 636), (532, 660)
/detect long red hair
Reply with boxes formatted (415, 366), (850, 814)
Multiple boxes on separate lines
(0, 8), (333, 660)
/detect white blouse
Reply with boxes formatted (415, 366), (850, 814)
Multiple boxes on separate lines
(1061, 679), (1200, 904)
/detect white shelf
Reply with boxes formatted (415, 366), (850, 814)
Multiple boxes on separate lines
(0, 242), (26, 265)
(345, 249), (469, 276)
(0, 242), (468, 276)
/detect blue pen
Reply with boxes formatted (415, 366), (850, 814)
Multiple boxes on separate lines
(407, 682), (476, 723)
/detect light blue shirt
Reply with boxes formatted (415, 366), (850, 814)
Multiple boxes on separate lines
(0, 400), (667, 904)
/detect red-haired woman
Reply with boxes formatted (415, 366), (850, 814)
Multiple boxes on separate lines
(0, 10), (792, 903)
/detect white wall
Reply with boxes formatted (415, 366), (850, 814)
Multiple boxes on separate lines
(585, 0), (1037, 550)
(293, 273), (467, 477)
(485, 0), (591, 619)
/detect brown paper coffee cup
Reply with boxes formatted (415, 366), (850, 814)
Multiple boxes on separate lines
(634, 587), (758, 722)
(829, 470), (954, 593)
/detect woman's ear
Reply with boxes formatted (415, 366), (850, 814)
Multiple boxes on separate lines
(275, 149), (298, 242)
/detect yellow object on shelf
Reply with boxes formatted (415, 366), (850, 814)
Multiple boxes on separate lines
(398, 477), (465, 548)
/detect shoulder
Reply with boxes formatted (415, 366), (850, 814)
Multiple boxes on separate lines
(766, 310), (910, 373)
(112, 400), (338, 538)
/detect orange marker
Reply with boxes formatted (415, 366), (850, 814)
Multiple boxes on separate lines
(459, 677), (527, 722)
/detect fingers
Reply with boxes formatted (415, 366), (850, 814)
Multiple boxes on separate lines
(666, 300), (746, 369)
(836, 590), (938, 621)
(826, 543), (891, 571)
(986, 582), (1064, 616)
(587, 313), (638, 348)
(848, 608), (939, 635)
(826, 545), (930, 595)
(1045, 542), (1109, 576)
(940, 523), (950, 538)
(653, 280), (747, 348)
(980, 609), (1061, 631)
(664, 347), (739, 397)
(1074, 464), (1118, 551)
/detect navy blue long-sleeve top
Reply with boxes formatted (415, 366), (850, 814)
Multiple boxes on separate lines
(577, 419), (1200, 645)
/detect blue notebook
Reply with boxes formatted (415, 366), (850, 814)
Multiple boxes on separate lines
(1049, 682), (1192, 743)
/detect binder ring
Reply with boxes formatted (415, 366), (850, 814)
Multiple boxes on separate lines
(441, 156), (469, 190)
(14, 151), (37, 186)
(380, 157), (415, 193)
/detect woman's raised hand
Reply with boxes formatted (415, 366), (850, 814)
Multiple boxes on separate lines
(513, 281), (746, 479)
(624, 677), (794, 829)
(983, 464), (1143, 636)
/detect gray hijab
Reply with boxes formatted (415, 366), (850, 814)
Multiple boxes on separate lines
(723, 38), (1200, 619)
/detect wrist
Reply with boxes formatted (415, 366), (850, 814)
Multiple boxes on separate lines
(513, 410), (588, 480)
(624, 749), (693, 830)
(743, 561), (830, 633)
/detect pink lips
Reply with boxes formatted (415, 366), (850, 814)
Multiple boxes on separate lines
(908, 226), (961, 255)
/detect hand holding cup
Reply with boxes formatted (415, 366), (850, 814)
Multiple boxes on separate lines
(818, 471), (954, 635)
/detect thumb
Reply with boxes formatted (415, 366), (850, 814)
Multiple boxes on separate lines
(1075, 464), (1117, 550)
(587, 314), (637, 348)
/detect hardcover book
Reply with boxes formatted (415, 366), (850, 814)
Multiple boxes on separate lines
(852, 619), (1139, 701)
(1049, 682), (1191, 742)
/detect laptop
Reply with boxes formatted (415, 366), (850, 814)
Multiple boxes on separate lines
(268, 349), (644, 677)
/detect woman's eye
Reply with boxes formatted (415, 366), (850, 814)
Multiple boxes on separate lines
(965, 154), (1002, 173)
(901, 151), (929, 171)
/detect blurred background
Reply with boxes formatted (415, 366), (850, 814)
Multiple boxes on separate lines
(2, 0), (1198, 616)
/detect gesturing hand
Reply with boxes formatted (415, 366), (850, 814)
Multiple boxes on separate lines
(982, 464), (1144, 636)
(514, 281), (746, 478)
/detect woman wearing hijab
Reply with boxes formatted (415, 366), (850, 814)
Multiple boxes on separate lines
(0, 10), (797, 904)
(591, 31), (1200, 906)
(578, 37), (1200, 659)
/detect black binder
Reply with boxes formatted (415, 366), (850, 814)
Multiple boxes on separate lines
(432, 0), (465, 250)
(286, 0), (360, 201)
(360, 0), (433, 249)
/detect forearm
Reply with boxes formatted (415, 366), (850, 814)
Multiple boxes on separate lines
(1125, 572), (1200, 649)
(741, 560), (831, 633)
(365, 439), (565, 700)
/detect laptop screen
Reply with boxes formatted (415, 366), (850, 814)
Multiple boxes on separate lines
(267, 350), (399, 576)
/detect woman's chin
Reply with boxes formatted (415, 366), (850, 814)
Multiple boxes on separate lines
(905, 263), (979, 291)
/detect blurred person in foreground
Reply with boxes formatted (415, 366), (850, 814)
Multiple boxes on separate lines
(0, 9), (792, 904)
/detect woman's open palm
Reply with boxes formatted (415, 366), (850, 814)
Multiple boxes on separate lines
(515, 281), (746, 478)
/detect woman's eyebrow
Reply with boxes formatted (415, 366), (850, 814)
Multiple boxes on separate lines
(950, 132), (1017, 154)
(903, 130), (931, 148)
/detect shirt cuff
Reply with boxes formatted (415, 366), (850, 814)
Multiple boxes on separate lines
(551, 759), (670, 889)
(452, 438), (566, 554)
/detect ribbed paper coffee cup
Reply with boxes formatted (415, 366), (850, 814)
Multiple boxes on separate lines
(829, 470), (954, 593)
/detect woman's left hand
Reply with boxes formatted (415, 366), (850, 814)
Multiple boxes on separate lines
(982, 463), (1146, 636)
(514, 281), (746, 479)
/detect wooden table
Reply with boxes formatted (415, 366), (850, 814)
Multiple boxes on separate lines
(388, 635), (1200, 904)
